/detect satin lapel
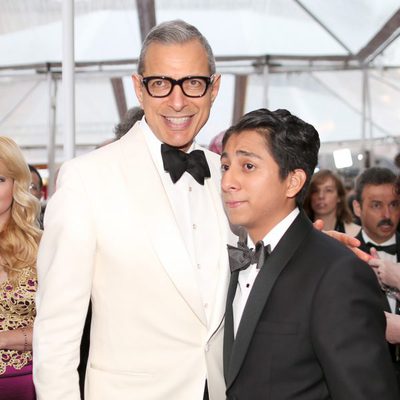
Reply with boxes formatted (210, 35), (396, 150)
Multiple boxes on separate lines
(226, 212), (313, 389)
(203, 154), (232, 339)
(118, 126), (207, 326)
(396, 233), (400, 262)
(223, 270), (239, 382)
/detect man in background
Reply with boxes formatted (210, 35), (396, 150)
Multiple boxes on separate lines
(353, 166), (400, 388)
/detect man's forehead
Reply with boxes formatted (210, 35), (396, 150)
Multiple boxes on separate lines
(362, 183), (398, 199)
(142, 40), (209, 73)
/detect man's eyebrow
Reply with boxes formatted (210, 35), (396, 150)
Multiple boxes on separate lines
(220, 149), (262, 160)
(236, 150), (262, 159)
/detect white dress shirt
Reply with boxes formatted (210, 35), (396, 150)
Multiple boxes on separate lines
(361, 230), (398, 313)
(141, 119), (220, 323)
(233, 208), (300, 336)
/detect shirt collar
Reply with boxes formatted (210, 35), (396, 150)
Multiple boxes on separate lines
(140, 117), (197, 175)
(248, 208), (300, 251)
(361, 230), (396, 246)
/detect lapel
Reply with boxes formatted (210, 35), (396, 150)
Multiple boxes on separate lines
(223, 270), (239, 381)
(225, 211), (313, 389)
(118, 126), (208, 326)
(203, 154), (232, 339)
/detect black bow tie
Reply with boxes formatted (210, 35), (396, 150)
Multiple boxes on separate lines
(227, 240), (271, 273)
(366, 242), (397, 255)
(161, 143), (211, 185)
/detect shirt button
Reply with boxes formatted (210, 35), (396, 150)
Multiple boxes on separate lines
(188, 186), (192, 192)
(193, 224), (197, 230)
(204, 303), (208, 309)
(197, 264), (201, 269)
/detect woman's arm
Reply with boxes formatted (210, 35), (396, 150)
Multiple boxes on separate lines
(0, 326), (32, 351)
(313, 219), (371, 262)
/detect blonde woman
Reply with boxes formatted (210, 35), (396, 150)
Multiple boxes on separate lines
(0, 137), (41, 399)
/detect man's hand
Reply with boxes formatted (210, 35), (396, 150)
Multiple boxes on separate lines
(385, 312), (400, 344)
(313, 219), (371, 263)
(368, 253), (400, 290)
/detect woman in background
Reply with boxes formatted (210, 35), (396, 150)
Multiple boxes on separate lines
(304, 169), (360, 236)
(0, 136), (41, 399)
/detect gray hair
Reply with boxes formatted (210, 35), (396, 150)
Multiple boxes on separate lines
(137, 19), (216, 75)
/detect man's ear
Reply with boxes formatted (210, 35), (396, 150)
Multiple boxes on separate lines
(287, 169), (306, 199)
(132, 74), (144, 107)
(210, 74), (221, 105)
(353, 199), (362, 218)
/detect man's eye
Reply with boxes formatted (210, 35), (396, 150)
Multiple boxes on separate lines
(151, 79), (166, 88)
(391, 201), (400, 209)
(244, 163), (254, 170)
(188, 79), (202, 87)
(220, 164), (229, 172)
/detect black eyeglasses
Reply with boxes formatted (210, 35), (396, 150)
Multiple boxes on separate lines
(141, 75), (215, 98)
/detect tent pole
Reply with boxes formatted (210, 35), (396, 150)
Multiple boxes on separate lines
(366, 70), (374, 166)
(47, 72), (57, 197)
(361, 68), (367, 168)
(262, 65), (269, 108)
(362, 68), (373, 168)
(62, 0), (75, 161)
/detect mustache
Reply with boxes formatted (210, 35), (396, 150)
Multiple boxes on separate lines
(378, 219), (394, 227)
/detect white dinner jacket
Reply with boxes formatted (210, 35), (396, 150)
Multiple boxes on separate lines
(33, 123), (236, 400)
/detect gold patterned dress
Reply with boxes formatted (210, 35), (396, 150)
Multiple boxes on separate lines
(0, 267), (37, 399)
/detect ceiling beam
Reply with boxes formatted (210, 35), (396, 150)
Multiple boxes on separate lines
(294, 0), (353, 55)
(357, 8), (400, 64)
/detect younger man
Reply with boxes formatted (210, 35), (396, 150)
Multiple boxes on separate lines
(220, 108), (398, 399)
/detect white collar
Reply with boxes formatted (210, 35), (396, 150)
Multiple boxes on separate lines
(361, 230), (396, 246)
(248, 208), (300, 251)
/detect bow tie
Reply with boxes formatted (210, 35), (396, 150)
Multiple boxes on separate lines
(227, 240), (271, 273)
(161, 143), (211, 185)
(366, 242), (397, 255)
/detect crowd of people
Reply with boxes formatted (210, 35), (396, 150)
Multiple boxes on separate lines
(2, 18), (400, 400)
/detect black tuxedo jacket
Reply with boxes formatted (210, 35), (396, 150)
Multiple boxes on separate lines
(224, 211), (399, 400)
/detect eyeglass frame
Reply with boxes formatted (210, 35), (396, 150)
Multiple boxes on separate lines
(140, 75), (215, 98)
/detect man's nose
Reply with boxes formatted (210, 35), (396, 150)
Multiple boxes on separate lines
(221, 169), (239, 192)
(383, 205), (392, 218)
(167, 84), (187, 110)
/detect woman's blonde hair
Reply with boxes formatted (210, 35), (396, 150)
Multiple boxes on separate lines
(0, 136), (42, 282)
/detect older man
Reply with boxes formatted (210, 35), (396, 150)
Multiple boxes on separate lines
(33, 20), (232, 400)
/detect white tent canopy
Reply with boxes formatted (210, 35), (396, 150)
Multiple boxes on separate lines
(1, 0), (400, 172)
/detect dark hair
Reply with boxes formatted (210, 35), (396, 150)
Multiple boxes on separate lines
(355, 167), (397, 203)
(222, 108), (320, 206)
(304, 169), (354, 223)
(137, 19), (216, 76)
(28, 164), (43, 190)
(114, 107), (144, 139)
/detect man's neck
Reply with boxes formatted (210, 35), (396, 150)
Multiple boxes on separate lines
(248, 208), (300, 251)
(361, 229), (396, 245)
